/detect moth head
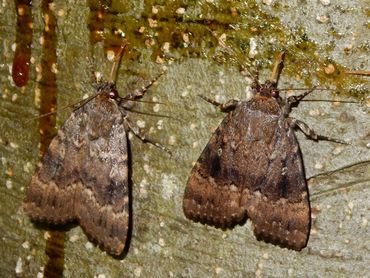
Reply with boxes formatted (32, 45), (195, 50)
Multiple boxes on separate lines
(98, 82), (119, 100)
(257, 80), (279, 99)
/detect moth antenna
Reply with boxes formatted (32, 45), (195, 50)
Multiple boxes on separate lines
(308, 160), (370, 186)
(109, 42), (128, 84)
(279, 88), (335, 91)
(206, 27), (258, 85)
(26, 93), (100, 123)
(300, 99), (359, 104)
(127, 99), (166, 105)
(72, 92), (102, 110)
(27, 110), (58, 122)
(125, 108), (184, 123)
(344, 70), (370, 76)
(269, 52), (285, 85)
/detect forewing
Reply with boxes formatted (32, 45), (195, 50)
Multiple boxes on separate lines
(75, 96), (129, 255)
(183, 102), (277, 228)
(23, 95), (130, 255)
(243, 122), (310, 251)
(23, 107), (87, 224)
(183, 123), (247, 228)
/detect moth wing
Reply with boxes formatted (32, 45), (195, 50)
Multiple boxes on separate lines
(243, 123), (310, 251)
(183, 109), (249, 228)
(183, 101), (310, 250)
(76, 96), (130, 255)
(23, 95), (130, 255)
(23, 109), (86, 224)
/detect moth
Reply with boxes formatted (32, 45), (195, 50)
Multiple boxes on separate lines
(183, 52), (342, 251)
(23, 45), (160, 256)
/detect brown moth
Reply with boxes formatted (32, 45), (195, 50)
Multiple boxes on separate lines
(23, 45), (159, 256)
(183, 53), (341, 251)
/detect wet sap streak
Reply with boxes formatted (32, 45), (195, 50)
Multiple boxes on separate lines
(88, 0), (126, 56)
(38, 1), (65, 277)
(44, 231), (66, 278)
(12, 0), (33, 87)
(38, 0), (58, 155)
(88, 0), (113, 44)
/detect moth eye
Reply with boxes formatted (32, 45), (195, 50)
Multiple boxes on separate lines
(271, 90), (279, 98)
(108, 90), (118, 99)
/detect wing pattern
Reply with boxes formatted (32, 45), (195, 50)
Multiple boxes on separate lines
(23, 93), (129, 255)
(183, 97), (310, 250)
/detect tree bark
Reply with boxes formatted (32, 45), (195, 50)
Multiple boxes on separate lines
(0, 0), (369, 277)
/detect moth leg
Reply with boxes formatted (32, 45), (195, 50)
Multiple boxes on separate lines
(199, 95), (239, 112)
(122, 72), (164, 102)
(282, 87), (317, 116)
(123, 117), (172, 155)
(287, 87), (317, 106)
(289, 118), (348, 144)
